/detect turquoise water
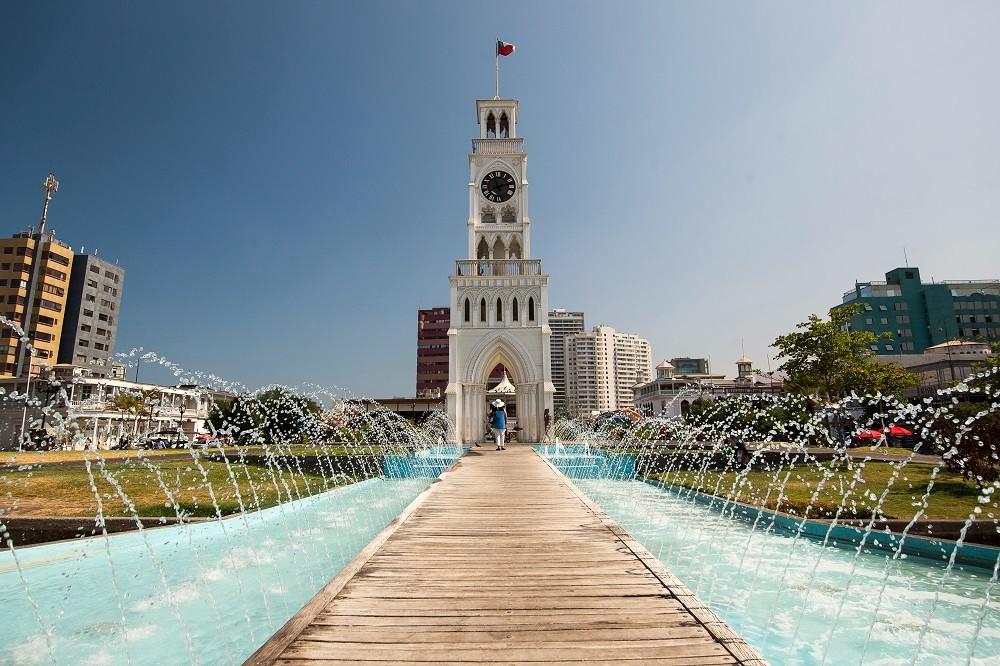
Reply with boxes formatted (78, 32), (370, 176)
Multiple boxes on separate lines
(0, 475), (432, 665)
(561, 473), (1000, 664)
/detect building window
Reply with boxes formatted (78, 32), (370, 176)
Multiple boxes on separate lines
(87, 279), (98, 288)
(78, 339), (89, 347)
(879, 305), (888, 311)
(89, 265), (99, 274)
(2, 248), (10, 255)
(869, 345), (879, 351)
(98, 313), (109, 322)
(896, 315), (910, 323)
(893, 302), (908, 311)
(901, 342), (915, 351)
(480, 298), (486, 322)
(496, 298), (503, 321)
(880, 318), (889, 325)
(885, 344), (894, 351)
(528, 297), (535, 321)
(44, 267), (67, 281)
(865, 317), (873, 325)
(464, 298), (470, 322)
(81, 324), (92, 332)
(83, 309), (94, 317)
(512, 298), (519, 321)
(37, 298), (61, 312)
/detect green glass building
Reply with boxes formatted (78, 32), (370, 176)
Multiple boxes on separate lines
(836, 267), (1000, 354)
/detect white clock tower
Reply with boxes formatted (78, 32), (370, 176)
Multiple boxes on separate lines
(446, 97), (554, 444)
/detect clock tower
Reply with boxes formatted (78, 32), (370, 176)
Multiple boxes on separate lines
(446, 97), (554, 443)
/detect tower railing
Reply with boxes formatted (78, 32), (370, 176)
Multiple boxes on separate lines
(456, 259), (542, 277)
(471, 138), (524, 155)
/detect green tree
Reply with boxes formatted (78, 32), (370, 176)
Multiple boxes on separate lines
(772, 304), (918, 400)
(208, 387), (322, 444)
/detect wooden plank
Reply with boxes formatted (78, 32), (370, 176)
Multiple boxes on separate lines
(246, 446), (766, 665)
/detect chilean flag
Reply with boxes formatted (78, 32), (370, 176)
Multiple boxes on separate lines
(496, 40), (515, 56)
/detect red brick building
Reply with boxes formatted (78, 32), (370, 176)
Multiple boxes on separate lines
(416, 307), (450, 396)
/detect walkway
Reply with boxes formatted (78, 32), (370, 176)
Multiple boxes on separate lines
(247, 445), (765, 665)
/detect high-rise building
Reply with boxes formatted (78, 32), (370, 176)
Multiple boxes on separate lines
(0, 231), (75, 377)
(836, 266), (1000, 354)
(564, 332), (598, 418)
(446, 95), (553, 443)
(548, 309), (584, 415)
(416, 307), (450, 397)
(58, 254), (124, 378)
(564, 325), (653, 417)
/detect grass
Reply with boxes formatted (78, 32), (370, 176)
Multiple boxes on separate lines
(649, 460), (995, 522)
(0, 455), (358, 519)
(1, 442), (402, 467)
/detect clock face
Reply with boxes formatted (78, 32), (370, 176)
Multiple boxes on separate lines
(480, 170), (516, 203)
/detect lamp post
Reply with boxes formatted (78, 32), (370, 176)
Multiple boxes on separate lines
(178, 403), (187, 445)
(15, 174), (59, 381)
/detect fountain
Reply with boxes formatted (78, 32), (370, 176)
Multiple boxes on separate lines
(0, 348), (462, 664)
(537, 367), (1000, 663)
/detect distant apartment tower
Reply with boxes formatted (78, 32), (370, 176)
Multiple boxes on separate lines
(58, 254), (124, 378)
(548, 309), (585, 415)
(564, 325), (653, 417)
(564, 331), (598, 418)
(596, 325), (653, 411)
(836, 266), (1000, 354)
(0, 231), (75, 377)
(416, 307), (450, 396)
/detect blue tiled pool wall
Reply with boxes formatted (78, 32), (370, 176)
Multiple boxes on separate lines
(537, 445), (1000, 572)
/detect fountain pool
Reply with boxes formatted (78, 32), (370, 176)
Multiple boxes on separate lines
(0, 473), (440, 665)
(540, 450), (999, 665)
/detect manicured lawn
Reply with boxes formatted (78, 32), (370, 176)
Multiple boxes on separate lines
(649, 460), (994, 521)
(0, 442), (403, 467)
(0, 455), (352, 519)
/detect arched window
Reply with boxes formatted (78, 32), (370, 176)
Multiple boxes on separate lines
(501, 206), (516, 224)
(499, 112), (509, 138)
(509, 237), (522, 259)
(496, 297), (503, 322)
(512, 298), (519, 321)
(480, 298), (486, 322)
(528, 297), (535, 321)
(464, 298), (470, 322)
(486, 113), (497, 138)
(477, 238), (489, 260)
(492, 237), (506, 260)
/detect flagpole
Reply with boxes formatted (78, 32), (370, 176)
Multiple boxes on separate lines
(495, 38), (499, 98)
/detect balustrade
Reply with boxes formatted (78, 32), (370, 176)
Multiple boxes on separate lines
(456, 259), (542, 277)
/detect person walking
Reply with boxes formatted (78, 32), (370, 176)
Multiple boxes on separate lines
(490, 399), (508, 450)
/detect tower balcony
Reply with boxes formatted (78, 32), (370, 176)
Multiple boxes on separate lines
(471, 138), (524, 155)
(456, 259), (542, 277)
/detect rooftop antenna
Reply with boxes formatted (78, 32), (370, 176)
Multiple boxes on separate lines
(903, 247), (910, 267)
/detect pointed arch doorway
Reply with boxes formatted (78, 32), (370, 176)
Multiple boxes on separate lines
(449, 332), (546, 444)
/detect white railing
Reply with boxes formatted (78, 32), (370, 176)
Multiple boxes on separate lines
(456, 259), (542, 277)
(471, 138), (524, 155)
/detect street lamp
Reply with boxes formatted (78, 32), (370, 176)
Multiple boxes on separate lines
(178, 402), (187, 446)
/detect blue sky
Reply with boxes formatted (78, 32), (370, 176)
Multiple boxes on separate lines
(2, 2), (998, 395)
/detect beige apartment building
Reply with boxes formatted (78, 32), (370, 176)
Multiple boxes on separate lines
(564, 325), (652, 417)
(0, 232), (75, 377)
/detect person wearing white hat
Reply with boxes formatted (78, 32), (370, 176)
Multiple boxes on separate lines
(490, 398), (508, 450)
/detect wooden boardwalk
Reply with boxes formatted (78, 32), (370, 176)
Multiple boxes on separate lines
(247, 445), (765, 665)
